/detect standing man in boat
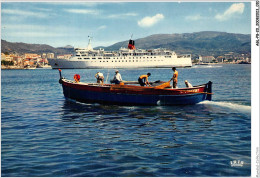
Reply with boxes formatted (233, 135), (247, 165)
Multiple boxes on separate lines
(111, 70), (123, 84)
(138, 73), (151, 86)
(170, 67), (178, 88)
(95, 72), (104, 84)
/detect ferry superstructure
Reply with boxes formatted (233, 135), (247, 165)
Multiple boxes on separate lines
(48, 38), (192, 69)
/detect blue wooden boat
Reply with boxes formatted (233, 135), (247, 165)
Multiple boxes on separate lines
(58, 70), (212, 106)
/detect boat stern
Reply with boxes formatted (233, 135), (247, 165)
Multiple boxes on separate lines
(205, 81), (213, 101)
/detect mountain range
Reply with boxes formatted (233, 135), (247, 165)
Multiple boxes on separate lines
(1, 31), (250, 57)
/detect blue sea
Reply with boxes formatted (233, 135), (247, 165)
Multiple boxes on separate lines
(1, 64), (251, 177)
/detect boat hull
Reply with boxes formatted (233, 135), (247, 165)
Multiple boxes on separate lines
(60, 79), (212, 106)
(48, 56), (192, 69)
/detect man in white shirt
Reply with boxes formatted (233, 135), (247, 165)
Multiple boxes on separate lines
(95, 72), (104, 84)
(185, 80), (193, 88)
(111, 70), (122, 84)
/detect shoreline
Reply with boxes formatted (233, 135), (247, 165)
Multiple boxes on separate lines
(1, 65), (52, 70)
(1, 63), (250, 70)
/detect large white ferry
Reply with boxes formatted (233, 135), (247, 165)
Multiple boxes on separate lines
(48, 38), (192, 69)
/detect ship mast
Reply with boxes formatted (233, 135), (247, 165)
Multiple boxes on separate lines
(87, 36), (93, 51)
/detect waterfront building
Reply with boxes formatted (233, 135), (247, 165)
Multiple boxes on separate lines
(24, 53), (40, 60)
(216, 56), (224, 63)
(57, 54), (73, 59)
(199, 56), (215, 63)
(1, 53), (6, 61)
(47, 53), (55, 59)
(4, 55), (13, 62)
(42, 53), (47, 59)
(57, 55), (64, 59)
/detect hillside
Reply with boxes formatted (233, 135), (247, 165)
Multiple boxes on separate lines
(102, 31), (250, 56)
(1, 31), (250, 57)
(1, 40), (74, 55)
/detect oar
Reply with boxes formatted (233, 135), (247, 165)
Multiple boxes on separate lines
(105, 69), (110, 84)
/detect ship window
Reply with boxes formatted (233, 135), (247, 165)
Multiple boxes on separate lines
(129, 57), (131, 59)
(76, 55), (80, 57)
(136, 60), (138, 62)
(92, 58), (96, 59)
(98, 58), (102, 59)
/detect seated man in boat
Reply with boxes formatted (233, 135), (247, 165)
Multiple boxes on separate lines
(74, 74), (80, 83)
(185, 80), (193, 88)
(110, 70), (123, 84)
(138, 73), (151, 86)
(95, 72), (104, 84)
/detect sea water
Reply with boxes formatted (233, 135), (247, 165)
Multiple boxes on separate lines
(1, 64), (251, 177)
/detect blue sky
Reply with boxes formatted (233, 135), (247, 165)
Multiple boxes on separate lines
(1, 2), (251, 48)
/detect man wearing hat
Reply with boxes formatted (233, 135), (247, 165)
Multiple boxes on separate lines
(111, 70), (122, 84)
(185, 80), (193, 88)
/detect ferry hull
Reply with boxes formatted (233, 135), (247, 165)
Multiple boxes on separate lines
(48, 57), (192, 69)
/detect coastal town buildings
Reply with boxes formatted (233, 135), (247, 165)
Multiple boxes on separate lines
(57, 54), (73, 59)
(47, 53), (55, 59)
(199, 55), (215, 63)
(1, 52), (56, 68)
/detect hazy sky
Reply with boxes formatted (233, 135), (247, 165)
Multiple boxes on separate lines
(1, 2), (251, 48)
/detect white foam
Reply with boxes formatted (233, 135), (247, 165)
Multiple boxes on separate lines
(200, 100), (251, 113)
(192, 65), (223, 68)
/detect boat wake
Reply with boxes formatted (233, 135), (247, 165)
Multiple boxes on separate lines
(193, 65), (223, 68)
(200, 101), (251, 113)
